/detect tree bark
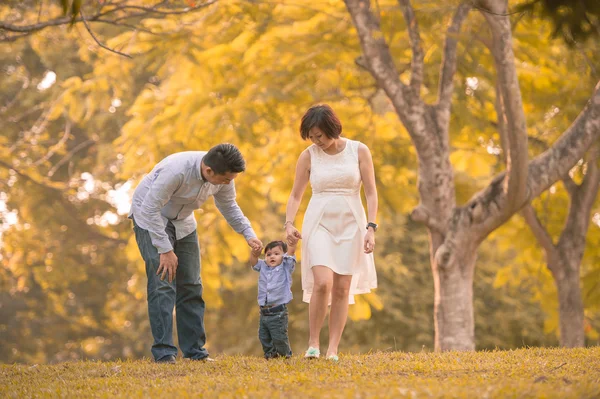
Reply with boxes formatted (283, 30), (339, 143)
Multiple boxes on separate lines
(522, 147), (598, 347)
(552, 258), (585, 347)
(345, 0), (600, 351)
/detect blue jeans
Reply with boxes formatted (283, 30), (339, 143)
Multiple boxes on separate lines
(133, 219), (209, 361)
(258, 305), (292, 359)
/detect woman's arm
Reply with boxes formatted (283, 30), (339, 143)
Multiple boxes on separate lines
(359, 143), (378, 254)
(285, 149), (311, 239)
(358, 143), (378, 226)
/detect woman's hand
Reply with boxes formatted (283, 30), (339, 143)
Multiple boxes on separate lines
(285, 223), (302, 244)
(363, 230), (375, 254)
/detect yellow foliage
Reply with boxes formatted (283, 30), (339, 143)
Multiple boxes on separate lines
(348, 296), (372, 321)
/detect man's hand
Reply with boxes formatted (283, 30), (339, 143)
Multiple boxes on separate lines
(157, 250), (178, 282)
(247, 237), (263, 252)
(251, 246), (262, 258)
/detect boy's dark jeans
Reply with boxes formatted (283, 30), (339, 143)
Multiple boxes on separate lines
(258, 304), (292, 359)
(133, 218), (209, 361)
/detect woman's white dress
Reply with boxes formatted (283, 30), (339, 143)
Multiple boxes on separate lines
(301, 139), (377, 304)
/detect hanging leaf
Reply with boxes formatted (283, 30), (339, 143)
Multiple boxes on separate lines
(71, 0), (82, 25)
(59, 0), (70, 15)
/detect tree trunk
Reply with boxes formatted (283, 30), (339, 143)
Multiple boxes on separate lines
(551, 259), (585, 347)
(430, 227), (477, 351)
(522, 148), (598, 347)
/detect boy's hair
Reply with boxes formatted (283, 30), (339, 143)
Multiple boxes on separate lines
(300, 104), (342, 140)
(264, 240), (287, 255)
(203, 143), (246, 174)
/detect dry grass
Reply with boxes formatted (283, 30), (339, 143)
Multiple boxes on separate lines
(2, 347), (599, 398)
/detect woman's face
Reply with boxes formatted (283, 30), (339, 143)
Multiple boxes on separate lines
(308, 127), (335, 150)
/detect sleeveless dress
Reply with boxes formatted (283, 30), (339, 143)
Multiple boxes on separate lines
(301, 139), (377, 304)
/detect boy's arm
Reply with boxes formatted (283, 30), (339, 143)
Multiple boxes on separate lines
(286, 238), (298, 256)
(250, 247), (261, 269)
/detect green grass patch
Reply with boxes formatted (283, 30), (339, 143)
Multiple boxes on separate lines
(2, 347), (599, 398)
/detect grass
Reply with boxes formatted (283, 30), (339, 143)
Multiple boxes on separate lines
(2, 347), (599, 398)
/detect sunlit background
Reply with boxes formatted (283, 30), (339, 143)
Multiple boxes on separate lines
(1, 0), (599, 363)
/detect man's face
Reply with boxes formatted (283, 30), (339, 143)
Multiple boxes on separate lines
(265, 246), (284, 267)
(205, 169), (238, 185)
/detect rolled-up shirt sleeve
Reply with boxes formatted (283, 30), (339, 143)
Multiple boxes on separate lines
(283, 255), (296, 272)
(214, 181), (256, 241)
(252, 260), (265, 272)
(140, 168), (182, 254)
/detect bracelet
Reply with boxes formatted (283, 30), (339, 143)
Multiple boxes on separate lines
(283, 221), (293, 229)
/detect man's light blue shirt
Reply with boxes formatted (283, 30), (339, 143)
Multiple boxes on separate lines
(253, 255), (296, 306)
(129, 151), (256, 253)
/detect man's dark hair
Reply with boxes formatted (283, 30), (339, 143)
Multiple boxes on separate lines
(264, 240), (287, 255)
(300, 104), (342, 140)
(203, 143), (246, 174)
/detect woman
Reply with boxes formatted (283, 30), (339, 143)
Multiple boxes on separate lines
(285, 104), (378, 361)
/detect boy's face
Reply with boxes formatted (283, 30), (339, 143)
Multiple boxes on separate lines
(265, 245), (284, 267)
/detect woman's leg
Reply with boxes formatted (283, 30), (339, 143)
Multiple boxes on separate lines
(308, 266), (334, 349)
(326, 274), (352, 357)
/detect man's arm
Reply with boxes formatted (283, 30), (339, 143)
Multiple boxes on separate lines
(140, 168), (182, 254)
(214, 181), (258, 242)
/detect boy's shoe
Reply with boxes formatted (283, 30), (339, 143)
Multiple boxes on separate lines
(304, 347), (320, 359)
(326, 355), (339, 362)
(155, 355), (176, 364)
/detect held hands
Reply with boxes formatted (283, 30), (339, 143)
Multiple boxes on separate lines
(157, 250), (178, 282)
(363, 229), (375, 254)
(251, 245), (262, 258)
(285, 223), (302, 245)
(247, 237), (264, 253)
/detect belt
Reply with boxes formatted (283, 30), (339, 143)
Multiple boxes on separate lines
(260, 303), (286, 315)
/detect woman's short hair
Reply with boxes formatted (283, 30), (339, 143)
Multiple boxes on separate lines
(300, 104), (342, 140)
(203, 143), (246, 174)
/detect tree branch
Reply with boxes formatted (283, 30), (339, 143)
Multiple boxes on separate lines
(437, 3), (472, 114)
(480, 0), (529, 215)
(577, 145), (600, 218)
(0, 160), (65, 191)
(411, 204), (446, 235)
(47, 139), (97, 177)
(468, 81), (600, 240)
(344, 0), (426, 145)
(528, 81), (600, 199)
(562, 175), (578, 197)
(493, 81), (509, 163)
(80, 10), (132, 58)
(33, 120), (72, 167)
(521, 205), (556, 255)
(398, 0), (424, 94)
(0, 0), (219, 42)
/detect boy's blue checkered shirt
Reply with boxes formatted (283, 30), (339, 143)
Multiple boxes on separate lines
(253, 255), (296, 306)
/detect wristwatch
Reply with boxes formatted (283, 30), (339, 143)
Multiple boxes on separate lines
(366, 222), (378, 232)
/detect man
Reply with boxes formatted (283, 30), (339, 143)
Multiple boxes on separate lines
(129, 143), (263, 363)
